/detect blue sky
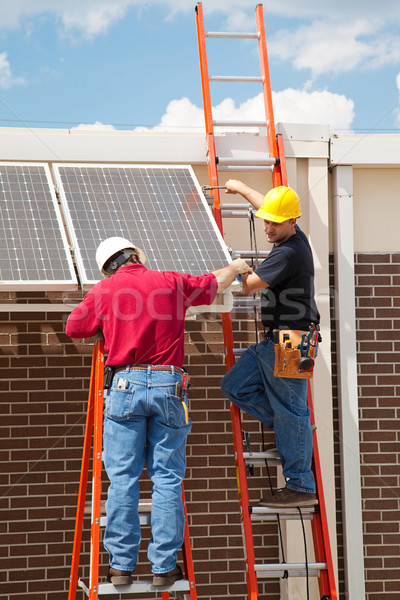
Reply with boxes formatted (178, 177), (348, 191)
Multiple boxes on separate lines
(0, 1), (399, 134)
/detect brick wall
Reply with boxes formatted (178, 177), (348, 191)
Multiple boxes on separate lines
(5, 255), (399, 600)
(332, 253), (400, 600)
(0, 297), (279, 600)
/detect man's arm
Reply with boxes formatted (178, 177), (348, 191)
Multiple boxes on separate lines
(241, 271), (268, 296)
(212, 259), (252, 293)
(225, 179), (265, 210)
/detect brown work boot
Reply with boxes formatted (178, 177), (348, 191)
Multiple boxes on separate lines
(152, 565), (183, 586)
(259, 486), (318, 508)
(107, 567), (133, 585)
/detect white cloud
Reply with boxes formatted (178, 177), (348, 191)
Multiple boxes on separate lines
(72, 121), (116, 131)
(273, 88), (354, 131)
(269, 20), (400, 79)
(0, 51), (25, 88)
(150, 89), (354, 133)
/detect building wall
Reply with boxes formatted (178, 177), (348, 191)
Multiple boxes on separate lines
(1, 126), (400, 599)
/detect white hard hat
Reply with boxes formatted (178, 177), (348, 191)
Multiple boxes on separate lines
(96, 236), (146, 277)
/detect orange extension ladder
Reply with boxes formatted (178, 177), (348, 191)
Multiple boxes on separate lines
(195, 3), (337, 600)
(67, 337), (197, 599)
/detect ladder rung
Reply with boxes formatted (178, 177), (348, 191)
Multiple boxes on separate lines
(85, 499), (152, 514)
(221, 211), (253, 217)
(209, 75), (264, 83)
(217, 157), (277, 166)
(231, 251), (269, 258)
(213, 119), (268, 127)
(100, 514), (150, 527)
(205, 31), (259, 39)
(217, 166), (274, 172)
(233, 298), (260, 306)
(250, 505), (316, 521)
(78, 578), (191, 596)
(243, 451), (280, 465)
(254, 562), (327, 578)
(219, 203), (254, 210)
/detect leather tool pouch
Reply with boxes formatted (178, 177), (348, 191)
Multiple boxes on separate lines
(273, 329), (319, 379)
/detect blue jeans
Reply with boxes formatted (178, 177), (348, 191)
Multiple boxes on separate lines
(221, 339), (315, 493)
(103, 366), (191, 573)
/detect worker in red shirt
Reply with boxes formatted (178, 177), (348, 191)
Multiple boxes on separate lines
(66, 236), (251, 587)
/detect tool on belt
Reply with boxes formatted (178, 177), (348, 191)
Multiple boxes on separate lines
(273, 323), (321, 379)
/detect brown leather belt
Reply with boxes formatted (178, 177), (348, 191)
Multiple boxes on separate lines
(113, 364), (185, 376)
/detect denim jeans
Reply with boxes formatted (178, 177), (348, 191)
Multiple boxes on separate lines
(102, 366), (191, 573)
(221, 339), (315, 493)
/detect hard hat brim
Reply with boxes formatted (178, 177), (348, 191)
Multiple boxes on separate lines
(255, 206), (301, 223)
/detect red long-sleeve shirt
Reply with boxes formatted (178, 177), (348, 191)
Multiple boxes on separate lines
(66, 263), (217, 367)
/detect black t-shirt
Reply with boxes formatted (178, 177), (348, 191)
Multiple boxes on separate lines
(255, 224), (320, 330)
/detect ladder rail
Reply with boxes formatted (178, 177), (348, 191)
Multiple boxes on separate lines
(308, 383), (338, 599)
(68, 341), (99, 600)
(195, 3), (222, 231)
(89, 340), (105, 599)
(255, 4), (283, 188)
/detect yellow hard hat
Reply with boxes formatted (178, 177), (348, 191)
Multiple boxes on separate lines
(255, 186), (301, 223)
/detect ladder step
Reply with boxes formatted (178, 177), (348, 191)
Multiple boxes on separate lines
(231, 251), (269, 258)
(78, 578), (191, 596)
(233, 297), (260, 307)
(217, 165), (274, 172)
(255, 562), (327, 578)
(243, 450), (280, 465)
(206, 31), (259, 39)
(213, 119), (268, 127)
(89, 499), (152, 526)
(209, 75), (264, 83)
(217, 157), (277, 166)
(250, 505), (317, 521)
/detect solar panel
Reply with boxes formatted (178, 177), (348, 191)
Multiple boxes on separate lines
(0, 162), (77, 291)
(54, 164), (233, 289)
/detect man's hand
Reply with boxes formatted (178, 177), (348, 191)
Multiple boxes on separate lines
(224, 179), (264, 210)
(231, 258), (253, 276)
(225, 179), (245, 195)
(212, 259), (252, 293)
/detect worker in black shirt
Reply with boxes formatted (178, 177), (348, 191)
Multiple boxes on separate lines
(221, 179), (320, 508)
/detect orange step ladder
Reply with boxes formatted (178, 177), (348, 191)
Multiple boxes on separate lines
(67, 337), (197, 599)
(195, 3), (337, 599)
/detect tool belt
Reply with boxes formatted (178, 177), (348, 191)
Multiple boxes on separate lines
(272, 324), (321, 379)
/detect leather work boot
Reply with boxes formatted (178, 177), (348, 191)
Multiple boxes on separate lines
(258, 486), (318, 508)
(152, 564), (183, 586)
(107, 567), (133, 585)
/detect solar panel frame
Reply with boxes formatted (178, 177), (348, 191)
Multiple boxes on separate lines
(0, 162), (77, 291)
(54, 163), (233, 290)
